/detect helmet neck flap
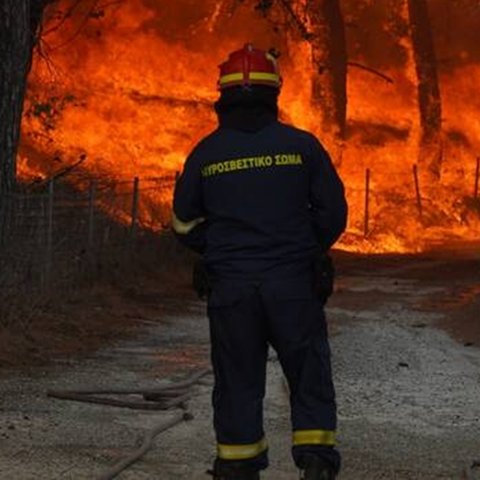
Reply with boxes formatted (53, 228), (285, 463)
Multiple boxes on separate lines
(214, 85), (279, 133)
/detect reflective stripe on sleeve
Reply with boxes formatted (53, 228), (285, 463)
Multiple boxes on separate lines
(293, 430), (336, 446)
(171, 212), (205, 235)
(217, 437), (268, 460)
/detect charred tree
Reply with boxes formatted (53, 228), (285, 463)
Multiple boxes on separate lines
(305, 0), (348, 144)
(407, 0), (443, 178)
(254, 0), (347, 160)
(0, 0), (49, 194)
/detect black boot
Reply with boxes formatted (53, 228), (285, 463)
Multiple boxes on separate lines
(299, 454), (336, 480)
(209, 473), (259, 480)
(208, 460), (260, 480)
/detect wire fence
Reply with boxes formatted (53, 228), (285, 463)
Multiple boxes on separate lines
(0, 175), (177, 302)
(343, 160), (480, 239)
(1, 160), (478, 312)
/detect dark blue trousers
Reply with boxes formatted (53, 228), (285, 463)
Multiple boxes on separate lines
(207, 276), (340, 474)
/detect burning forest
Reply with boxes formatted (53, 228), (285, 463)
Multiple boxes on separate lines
(18, 0), (480, 253)
(2, 3), (480, 478)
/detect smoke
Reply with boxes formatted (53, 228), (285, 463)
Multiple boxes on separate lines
(343, 0), (480, 70)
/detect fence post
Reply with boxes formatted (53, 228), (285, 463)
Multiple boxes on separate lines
(0, 188), (14, 248)
(474, 157), (479, 200)
(413, 164), (423, 221)
(364, 168), (371, 237)
(45, 179), (54, 288)
(130, 177), (140, 241)
(87, 180), (96, 250)
(0, 193), (6, 247)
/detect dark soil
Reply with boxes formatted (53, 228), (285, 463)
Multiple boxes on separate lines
(1, 247), (478, 368)
(332, 249), (480, 347)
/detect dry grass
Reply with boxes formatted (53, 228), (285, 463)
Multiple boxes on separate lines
(0, 232), (197, 367)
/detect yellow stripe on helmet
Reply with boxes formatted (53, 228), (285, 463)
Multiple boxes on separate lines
(293, 430), (337, 446)
(217, 437), (268, 460)
(219, 72), (281, 86)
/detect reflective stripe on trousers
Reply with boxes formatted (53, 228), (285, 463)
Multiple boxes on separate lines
(217, 437), (268, 460)
(293, 430), (336, 447)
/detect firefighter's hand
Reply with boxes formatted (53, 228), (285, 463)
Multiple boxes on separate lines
(192, 258), (210, 300)
(314, 252), (335, 305)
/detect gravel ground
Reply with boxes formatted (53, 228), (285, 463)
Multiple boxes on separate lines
(0, 255), (479, 480)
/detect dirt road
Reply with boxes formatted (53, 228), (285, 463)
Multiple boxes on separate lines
(0, 252), (479, 479)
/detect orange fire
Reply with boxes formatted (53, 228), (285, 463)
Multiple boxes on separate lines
(19, 0), (480, 253)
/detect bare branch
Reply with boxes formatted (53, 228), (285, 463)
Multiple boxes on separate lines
(33, 155), (87, 187)
(42, 0), (85, 37)
(276, 0), (311, 39)
(49, 0), (101, 51)
(347, 62), (394, 84)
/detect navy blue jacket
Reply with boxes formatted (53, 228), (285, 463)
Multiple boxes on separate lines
(173, 120), (347, 280)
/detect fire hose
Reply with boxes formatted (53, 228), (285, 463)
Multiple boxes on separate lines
(47, 364), (480, 480)
(47, 368), (212, 480)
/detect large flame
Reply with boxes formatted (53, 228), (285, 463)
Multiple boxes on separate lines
(19, 0), (480, 252)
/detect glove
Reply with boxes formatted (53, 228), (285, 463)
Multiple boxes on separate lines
(314, 252), (335, 305)
(192, 258), (211, 300)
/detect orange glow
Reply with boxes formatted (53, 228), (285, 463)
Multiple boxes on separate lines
(19, 0), (480, 253)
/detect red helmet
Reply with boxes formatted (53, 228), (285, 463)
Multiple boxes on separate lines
(218, 43), (282, 90)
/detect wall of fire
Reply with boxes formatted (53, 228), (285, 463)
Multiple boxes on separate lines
(19, 0), (480, 252)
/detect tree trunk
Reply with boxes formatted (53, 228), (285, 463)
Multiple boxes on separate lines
(0, 1), (33, 194)
(407, 0), (443, 178)
(0, 0), (49, 195)
(306, 0), (348, 146)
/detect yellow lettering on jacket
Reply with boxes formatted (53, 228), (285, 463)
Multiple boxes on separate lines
(201, 153), (303, 177)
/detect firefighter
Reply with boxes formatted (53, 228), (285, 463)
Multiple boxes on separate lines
(172, 44), (347, 480)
